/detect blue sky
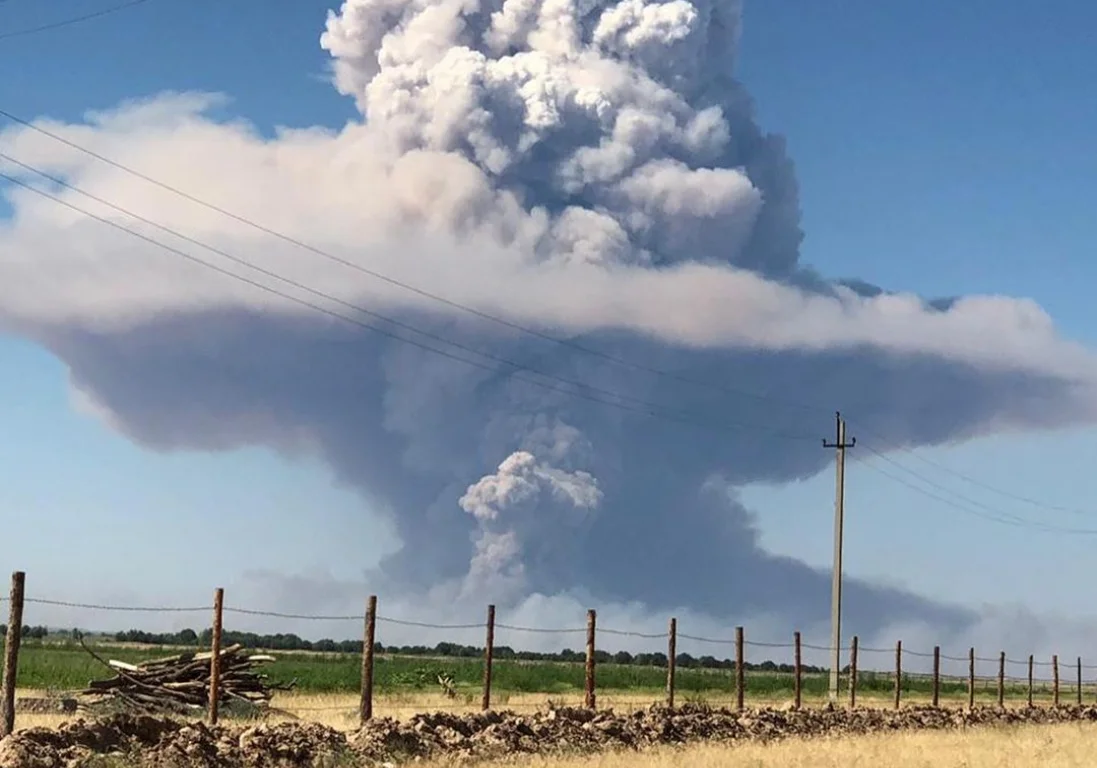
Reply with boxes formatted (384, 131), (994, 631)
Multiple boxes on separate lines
(1, 0), (1096, 625)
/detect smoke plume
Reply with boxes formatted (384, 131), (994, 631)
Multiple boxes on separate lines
(1, 0), (1096, 645)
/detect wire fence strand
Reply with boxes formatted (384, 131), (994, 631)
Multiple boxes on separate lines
(10, 590), (1095, 696)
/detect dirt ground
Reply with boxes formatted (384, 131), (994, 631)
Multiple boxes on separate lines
(3, 692), (1097, 767)
(7, 688), (1038, 733)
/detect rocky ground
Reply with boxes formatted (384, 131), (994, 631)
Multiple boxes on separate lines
(3, 702), (1097, 767)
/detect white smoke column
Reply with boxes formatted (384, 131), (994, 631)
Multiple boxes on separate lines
(459, 450), (602, 602)
(0, 0), (1094, 644)
(319, 0), (769, 272)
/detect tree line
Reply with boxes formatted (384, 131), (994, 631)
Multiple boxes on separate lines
(0, 625), (50, 639)
(111, 628), (827, 674)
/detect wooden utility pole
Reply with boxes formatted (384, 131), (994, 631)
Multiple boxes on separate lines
(208, 588), (224, 725)
(793, 631), (802, 710)
(735, 626), (745, 711)
(666, 618), (677, 709)
(584, 610), (597, 710)
(482, 604), (495, 711)
(360, 596), (377, 725)
(894, 640), (902, 710)
(932, 646), (941, 707)
(849, 636), (859, 709)
(822, 411), (855, 702)
(1, 571), (25, 737)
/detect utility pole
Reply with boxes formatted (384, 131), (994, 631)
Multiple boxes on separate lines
(823, 411), (855, 703)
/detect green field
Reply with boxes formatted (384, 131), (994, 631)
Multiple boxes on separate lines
(5, 641), (1059, 703)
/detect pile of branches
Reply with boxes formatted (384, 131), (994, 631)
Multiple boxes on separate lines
(78, 642), (294, 713)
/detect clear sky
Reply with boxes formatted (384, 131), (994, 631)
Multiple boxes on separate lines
(1, 0), (1095, 638)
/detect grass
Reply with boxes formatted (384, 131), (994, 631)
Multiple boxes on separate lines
(6, 640), (1077, 707)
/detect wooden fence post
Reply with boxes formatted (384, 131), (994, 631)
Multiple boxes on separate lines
(666, 618), (677, 709)
(0, 571), (25, 737)
(584, 609), (596, 710)
(997, 652), (1005, 709)
(1053, 655), (1060, 707)
(1078, 657), (1083, 706)
(894, 640), (902, 710)
(482, 604), (495, 711)
(849, 636), (858, 709)
(360, 595), (377, 725)
(1027, 654), (1033, 708)
(932, 646), (940, 707)
(968, 647), (975, 710)
(208, 587), (224, 725)
(735, 626), (744, 712)
(793, 631), (802, 710)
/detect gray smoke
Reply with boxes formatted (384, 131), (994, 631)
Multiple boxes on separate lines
(1, 0), (1096, 644)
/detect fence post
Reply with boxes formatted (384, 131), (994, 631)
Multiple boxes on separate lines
(849, 636), (858, 709)
(1027, 654), (1033, 708)
(1078, 657), (1083, 706)
(932, 646), (940, 707)
(360, 595), (377, 725)
(666, 618), (677, 709)
(997, 652), (1005, 709)
(0, 571), (25, 737)
(584, 609), (596, 710)
(894, 640), (902, 710)
(793, 631), (802, 710)
(735, 626), (744, 712)
(482, 604), (495, 711)
(968, 647), (975, 710)
(1053, 655), (1060, 707)
(208, 587), (224, 725)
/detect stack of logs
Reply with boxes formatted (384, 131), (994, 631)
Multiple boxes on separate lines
(80, 643), (293, 712)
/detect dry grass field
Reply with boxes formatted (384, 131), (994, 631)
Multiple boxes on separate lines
(14, 690), (679, 732)
(6, 687), (1060, 732)
(7, 689), (1097, 766)
(415, 723), (1097, 767)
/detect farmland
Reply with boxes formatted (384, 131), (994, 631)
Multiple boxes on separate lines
(3, 638), (1093, 766)
(4, 638), (1053, 706)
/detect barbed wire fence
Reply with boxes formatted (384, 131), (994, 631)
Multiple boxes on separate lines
(0, 570), (1090, 737)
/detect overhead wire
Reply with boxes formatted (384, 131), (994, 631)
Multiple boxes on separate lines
(0, 106), (829, 417)
(0, 0), (152, 42)
(851, 419), (1095, 516)
(858, 444), (1051, 528)
(0, 154), (817, 442)
(852, 451), (1097, 535)
(0, 107), (1091, 524)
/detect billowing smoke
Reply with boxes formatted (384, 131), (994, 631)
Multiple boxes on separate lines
(458, 450), (602, 602)
(1, 0), (1096, 649)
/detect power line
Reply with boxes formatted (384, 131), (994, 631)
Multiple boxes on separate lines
(0, 150), (788, 432)
(0, 0), (152, 41)
(853, 455), (1044, 531)
(2, 106), (1090, 518)
(853, 453), (1097, 535)
(0, 157), (816, 442)
(0, 106), (828, 418)
(859, 444), (1045, 527)
(853, 422), (1095, 517)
